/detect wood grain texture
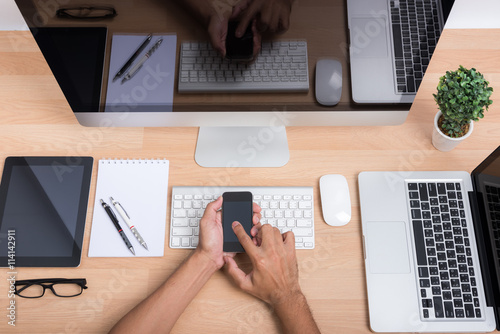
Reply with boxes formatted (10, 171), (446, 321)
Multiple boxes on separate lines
(0, 26), (499, 333)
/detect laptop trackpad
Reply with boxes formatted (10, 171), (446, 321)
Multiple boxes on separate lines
(350, 18), (388, 58)
(366, 221), (411, 274)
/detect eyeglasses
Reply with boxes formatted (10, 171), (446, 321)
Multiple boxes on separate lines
(56, 6), (117, 20)
(15, 278), (88, 298)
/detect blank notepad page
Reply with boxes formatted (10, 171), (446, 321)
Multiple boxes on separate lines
(89, 159), (169, 257)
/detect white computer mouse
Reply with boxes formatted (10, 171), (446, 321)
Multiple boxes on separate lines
(320, 174), (351, 226)
(315, 58), (342, 106)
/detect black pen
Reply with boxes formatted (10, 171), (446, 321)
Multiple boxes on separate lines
(112, 33), (152, 82)
(121, 38), (163, 84)
(100, 199), (135, 255)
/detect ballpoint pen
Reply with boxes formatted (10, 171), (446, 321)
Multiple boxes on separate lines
(112, 33), (152, 82)
(100, 199), (135, 255)
(121, 38), (163, 84)
(110, 197), (149, 250)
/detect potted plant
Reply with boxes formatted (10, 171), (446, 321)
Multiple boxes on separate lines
(432, 65), (493, 151)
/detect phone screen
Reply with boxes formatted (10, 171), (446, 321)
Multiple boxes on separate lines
(225, 21), (253, 61)
(222, 191), (253, 252)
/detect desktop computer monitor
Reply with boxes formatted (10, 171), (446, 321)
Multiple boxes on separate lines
(15, 0), (411, 167)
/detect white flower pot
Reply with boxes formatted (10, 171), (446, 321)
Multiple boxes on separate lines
(432, 111), (474, 152)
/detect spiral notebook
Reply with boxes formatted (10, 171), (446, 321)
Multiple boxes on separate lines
(88, 159), (169, 257)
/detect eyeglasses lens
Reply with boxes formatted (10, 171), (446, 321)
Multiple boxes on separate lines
(52, 283), (83, 297)
(18, 284), (44, 298)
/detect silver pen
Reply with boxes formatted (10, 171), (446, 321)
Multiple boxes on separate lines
(110, 197), (148, 250)
(121, 38), (163, 84)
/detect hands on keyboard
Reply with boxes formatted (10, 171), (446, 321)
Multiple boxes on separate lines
(170, 186), (314, 249)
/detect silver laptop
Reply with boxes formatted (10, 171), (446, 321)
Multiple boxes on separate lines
(359, 146), (500, 332)
(347, 0), (454, 103)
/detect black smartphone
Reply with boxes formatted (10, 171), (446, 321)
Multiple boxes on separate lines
(222, 191), (253, 252)
(225, 21), (253, 61)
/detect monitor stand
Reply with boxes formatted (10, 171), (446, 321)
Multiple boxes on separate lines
(195, 126), (290, 167)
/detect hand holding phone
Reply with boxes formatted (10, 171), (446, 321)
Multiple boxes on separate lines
(225, 21), (254, 61)
(222, 191), (253, 252)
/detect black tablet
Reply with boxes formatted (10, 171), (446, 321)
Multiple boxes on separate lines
(0, 157), (93, 267)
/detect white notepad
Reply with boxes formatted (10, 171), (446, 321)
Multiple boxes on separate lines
(88, 159), (169, 257)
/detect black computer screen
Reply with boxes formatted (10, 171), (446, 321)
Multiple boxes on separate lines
(472, 146), (500, 322)
(31, 27), (107, 113)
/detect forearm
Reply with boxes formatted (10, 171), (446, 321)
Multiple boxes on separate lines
(110, 250), (218, 334)
(273, 292), (321, 334)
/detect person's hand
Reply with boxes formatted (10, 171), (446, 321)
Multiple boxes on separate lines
(231, 0), (294, 37)
(196, 196), (224, 269)
(209, 15), (262, 61)
(224, 223), (302, 306)
(196, 197), (262, 269)
(207, 11), (230, 58)
(202, 0), (263, 59)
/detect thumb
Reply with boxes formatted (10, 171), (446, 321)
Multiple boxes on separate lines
(207, 17), (227, 58)
(224, 256), (252, 292)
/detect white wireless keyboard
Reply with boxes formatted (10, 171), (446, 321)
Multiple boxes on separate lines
(170, 186), (314, 249)
(178, 40), (309, 93)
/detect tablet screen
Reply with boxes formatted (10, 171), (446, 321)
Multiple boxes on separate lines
(0, 157), (93, 267)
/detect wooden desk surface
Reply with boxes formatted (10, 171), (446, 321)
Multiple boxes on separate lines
(0, 28), (499, 333)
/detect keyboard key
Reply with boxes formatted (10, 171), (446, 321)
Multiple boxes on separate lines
(465, 304), (474, 318)
(171, 237), (180, 247)
(419, 183), (429, 201)
(419, 267), (429, 277)
(181, 237), (190, 247)
(173, 209), (187, 218)
(444, 301), (454, 318)
(420, 279), (430, 288)
(433, 296), (444, 318)
(412, 220), (427, 265)
(292, 228), (313, 237)
(172, 227), (193, 236)
(173, 219), (188, 227)
(412, 209), (422, 219)
(409, 183), (418, 191)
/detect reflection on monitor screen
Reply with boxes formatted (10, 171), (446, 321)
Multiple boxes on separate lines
(15, 0), (412, 167)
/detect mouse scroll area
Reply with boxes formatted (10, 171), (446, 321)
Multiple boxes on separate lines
(315, 58), (342, 106)
(319, 174), (351, 226)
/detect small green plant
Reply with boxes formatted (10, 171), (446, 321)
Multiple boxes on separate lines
(433, 65), (493, 138)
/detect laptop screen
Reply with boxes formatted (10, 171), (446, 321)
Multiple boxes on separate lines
(441, 0), (455, 23)
(472, 146), (500, 326)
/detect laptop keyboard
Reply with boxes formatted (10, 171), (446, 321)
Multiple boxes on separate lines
(407, 181), (484, 320)
(390, 0), (441, 93)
